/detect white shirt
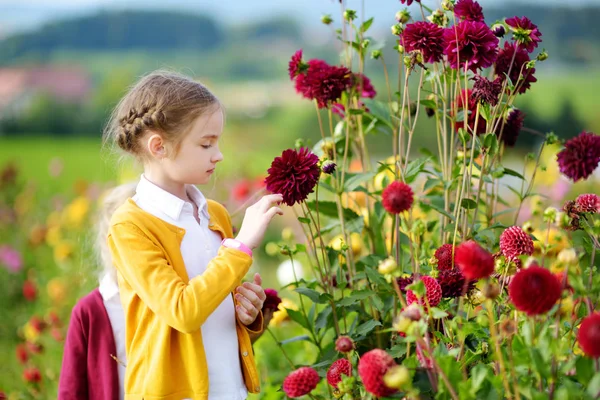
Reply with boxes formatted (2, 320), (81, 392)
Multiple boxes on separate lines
(98, 273), (126, 400)
(133, 175), (247, 400)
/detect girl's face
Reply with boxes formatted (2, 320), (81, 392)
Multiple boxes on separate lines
(162, 108), (224, 186)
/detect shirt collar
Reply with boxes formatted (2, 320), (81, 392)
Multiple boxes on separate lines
(98, 272), (120, 301)
(136, 174), (209, 221)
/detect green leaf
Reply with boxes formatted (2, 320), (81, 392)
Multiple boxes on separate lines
(315, 307), (332, 331)
(461, 198), (477, 209)
(280, 335), (311, 345)
(337, 289), (375, 306)
(588, 373), (600, 398)
(360, 17), (374, 33)
(295, 288), (326, 304)
(430, 307), (449, 319)
(424, 178), (442, 192)
(343, 172), (376, 192)
(406, 280), (425, 297)
(297, 217), (311, 224)
(504, 168), (525, 180)
(421, 200), (455, 221)
(355, 320), (382, 336)
(286, 308), (310, 330)
(306, 200), (360, 220)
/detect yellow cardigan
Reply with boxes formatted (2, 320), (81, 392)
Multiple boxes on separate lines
(108, 198), (262, 400)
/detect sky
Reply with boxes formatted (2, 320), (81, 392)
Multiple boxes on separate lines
(0, 0), (598, 37)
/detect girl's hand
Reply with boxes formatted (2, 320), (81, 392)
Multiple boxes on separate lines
(235, 194), (283, 249)
(235, 273), (266, 326)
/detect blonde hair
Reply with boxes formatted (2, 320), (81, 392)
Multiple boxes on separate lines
(95, 182), (138, 284)
(103, 70), (221, 160)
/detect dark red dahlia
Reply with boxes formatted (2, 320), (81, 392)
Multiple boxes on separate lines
(471, 75), (503, 106)
(508, 264), (561, 315)
(263, 288), (282, 311)
(455, 240), (494, 280)
(557, 131), (600, 182)
(400, 0), (421, 4)
(265, 148), (320, 206)
(23, 280), (37, 301)
(505, 16), (542, 53)
(283, 367), (320, 398)
(434, 244), (455, 271)
(576, 193), (600, 213)
(353, 73), (377, 98)
(23, 367), (42, 383)
(406, 275), (442, 307)
(288, 49), (306, 80)
(494, 42), (537, 94)
(496, 108), (525, 147)
(396, 275), (414, 292)
(335, 336), (355, 353)
(437, 268), (475, 298)
(578, 312), (600, 358)
(294, 59), (352, 108)
(453, 89), (486, 135)
(454, 0), (485, 22)
(500, 226), (534, 260)
(444, 20), (499, 72)
(16, 343), (28, 364)
(358, 349), (397, 398)
(382, 181), (414, 214)
(401, 21), (446, 64)
(327, 358), (353, 388)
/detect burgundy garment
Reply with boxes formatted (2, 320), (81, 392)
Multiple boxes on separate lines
(58, 288), (120, 400)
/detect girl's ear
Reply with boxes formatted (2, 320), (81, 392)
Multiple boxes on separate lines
(146, 133), (166, 160)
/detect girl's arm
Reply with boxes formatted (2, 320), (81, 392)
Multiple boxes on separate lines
(108, 222), (253, 334)
(58, 307), (88, 399)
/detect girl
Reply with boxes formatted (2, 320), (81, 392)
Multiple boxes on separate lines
(59, 182), (137, 400)
(104, 71), (283, 400)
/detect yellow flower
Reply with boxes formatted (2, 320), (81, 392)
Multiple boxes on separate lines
(47, 278), (68, 304)
(54, 241), (74, 263)
(24, 322), (40, 343)
(270, 298), (297, 327)
(281, 227), (295, 241)
(378, 257), (398, 275)
(46, 226), (62, 247)
(559, 297), (574, 319)
(557, 249), (578, 266)
(533, 228), (568, 256)
(62, 196), (90, 228)
(46, 211), (62, 228)
(329, 232), (363, 263)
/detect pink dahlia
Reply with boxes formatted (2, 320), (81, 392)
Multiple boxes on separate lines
(406, 275), (442, 308)
(500, 226), (534, 260)
(401, 21), (446, 64)
(494, 42), (537, 94)
(358, 349), (397, 397)
(327, 358), (353, 388)
(288, 49), (306, 80)
(382, 181), (414, 214)
(576, 193), (600, 213)
(578, 312), (600, 358)
(508, 264), (561, 315)
(294, 59), (352, 108)
(505, 16), (542, 53)
(265, 148), (320, 206)
(557, 131), (600, 182)
(444, 20), (499, 72)
(283, 367), (320, 398)
(454, 0), (485, 22)
(496, 108), (525, 147)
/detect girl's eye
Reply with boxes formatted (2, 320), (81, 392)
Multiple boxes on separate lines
(201, 144), (212, 149)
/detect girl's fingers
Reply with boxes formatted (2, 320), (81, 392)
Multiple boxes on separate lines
(236, 305), (254, 325)
(253, 273), (262, 286)
(240, 282), (266, 302)
(235, 293), (255, 311)
(266, 207), (283, 219)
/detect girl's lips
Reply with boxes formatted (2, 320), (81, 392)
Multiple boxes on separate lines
(207, 168), (215, 173)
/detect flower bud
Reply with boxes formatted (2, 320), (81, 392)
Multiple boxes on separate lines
(383, 365), (411, 390)
(556, 211), (570, 229)
(427, 9), (449, 27)
(537, 49), (548, 61)
(522, 221), (534, 234)
(543, 207), (558, 223)
(265, 242), (279, 256)
(441, 0), (454, 11)
(396, 44), (405, 54)
(391, 23), (404, 36)
(294, 138), (305, 149)
(344, 10), (357, 22)
(395, 10), (411, 24)
(401, 303), (422, 321)
(393, 316), (413, 333)
(378, 257), (398, 275)
(499, 318), (517, 338)
(322, 160), (337, 175)
(335, 335), (355, 353)
(526, 60), (536, 70)
(491, 24), (506, 37)
(361, 39), (370, 49)
(557, 248), (577, 266)
(371, 50), (382, 60)
(321, 14), (333, 25)
(483, 282), (500, 300)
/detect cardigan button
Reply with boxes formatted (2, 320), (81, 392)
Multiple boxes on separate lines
(242, 351), (248, 357)
(255, 386), (260, 392)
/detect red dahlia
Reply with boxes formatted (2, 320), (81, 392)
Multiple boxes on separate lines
(444, 20), (499, 72)
(496, 108), (525, 147)
(508, 264), (562, 315)
(406, 275), (442, 307)
(434, 244), (455, 271)
(382, 181), (414, 214)
(23, 280), (37, 301)
(437, 268), (475, 298)
(263, 288), (282, 311)
(288, 49), (306, 80)
(358, 349), (398, 398)
(283, 367), (320, 398)
(454, 0), (485, 22)
(455, 241), (495, 280)
(576, 193), (600, 213)
(557, 131), (600, 182)
(471, 75), (502, 106)
(265, 148), (320, 206)
(327, 358), (353, 388)
(578, 312), (600, 358)
(500, 226), (534, 260)
(353, 73), (377, 98)
(505, 16), (542, 53)
(294, 59), (352, 108)
(400, 0), (420, 4)
(494, 42), (537, 94)
(16, 343), (28, 364)
(23, 367), (42, 383)
(401, 21), (446, 64)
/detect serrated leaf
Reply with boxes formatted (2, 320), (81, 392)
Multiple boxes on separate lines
(343, 172), (376, 192)
(356, 320), (382, 336)
(286, 308), (309, 330)
(295, 288), (325, 304)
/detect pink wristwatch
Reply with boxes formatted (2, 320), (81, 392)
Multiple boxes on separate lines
(221, 238), (253, 257)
